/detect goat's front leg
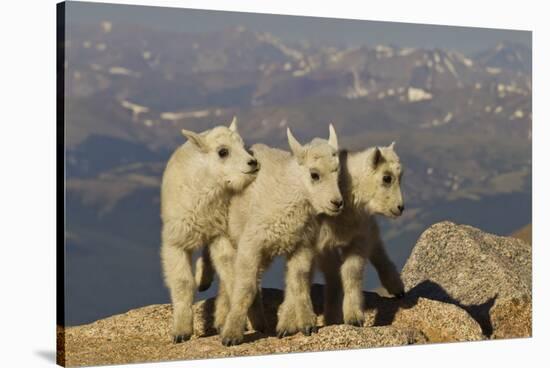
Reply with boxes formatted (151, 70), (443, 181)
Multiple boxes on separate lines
(208, 237), (236, 333)
(220, 239), (262, 346)
(161, 241), (195, 343)
(210, 237), (267, 335)
(340, 238), (368, 327)
(277, 245), (317, 337)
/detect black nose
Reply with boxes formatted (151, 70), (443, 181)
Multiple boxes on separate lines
(247, 159), (258, 167)
(397, 205), (404, 214)
(331, 199), (344, 209)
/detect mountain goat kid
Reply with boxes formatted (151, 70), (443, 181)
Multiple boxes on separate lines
(317, 143), (405, 327)
(219, 126), (343, 346)
(160, 117), (259, 343)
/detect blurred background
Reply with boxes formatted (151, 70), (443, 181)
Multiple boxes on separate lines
(63, 2), (531, 326)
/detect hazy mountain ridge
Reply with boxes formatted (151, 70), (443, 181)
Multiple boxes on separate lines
(65, 22), (531, 143)
(65, 22), (531, 200)
(63, 21), (532, 326)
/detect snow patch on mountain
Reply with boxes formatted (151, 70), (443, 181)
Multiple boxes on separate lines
(120, 100), (149, 122)
(408, 87), (433, 102)
(109, 67), (141, 78)
(256, 32), (304, 61)
(346, 69), (369, 99)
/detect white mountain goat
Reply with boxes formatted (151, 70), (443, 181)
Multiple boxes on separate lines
(160, 117), (259, 343)
(316, 143), (404, 327)
(218, 126), (343, 346)
(196, 142), (405, 330)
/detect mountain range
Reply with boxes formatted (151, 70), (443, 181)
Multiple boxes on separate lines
(63, 21), (532, 326)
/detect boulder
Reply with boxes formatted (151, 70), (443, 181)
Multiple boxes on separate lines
(363, 294), (484, 342)
(401, 221), (531, 338)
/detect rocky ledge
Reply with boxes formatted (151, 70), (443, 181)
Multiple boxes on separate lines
(58, 221), (531, 366)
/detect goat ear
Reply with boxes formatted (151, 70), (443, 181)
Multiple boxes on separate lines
(389, 141), (396, 150)
(287, 128), (305, 163)
(228, 116), (238, 133)
(181, 128), (208, 152)
(371, 147), (385, 169)
(328, 123), (339, 150)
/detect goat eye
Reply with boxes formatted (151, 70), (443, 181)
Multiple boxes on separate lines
(311, 172), (320, 181)
(383, 175), (392, 184)
(218, 148), (229, 158)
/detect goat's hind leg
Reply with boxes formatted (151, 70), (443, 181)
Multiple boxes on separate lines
(318, 249), (343, 325)
(340, 238), (367, 327)
(366, 219), (404, 298)
(369, 242), (404, 298)
(247, 278), (267, 333)
(195, 246), (215, 292)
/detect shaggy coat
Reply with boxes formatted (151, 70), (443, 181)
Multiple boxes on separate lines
(315, 144), (405, 326)
(160, 118), (258, 343)
(218, 127), (343, 346)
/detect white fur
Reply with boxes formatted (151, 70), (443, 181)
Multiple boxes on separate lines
(316, 144), (405, 326)
(217, 126), (343, 346)
(196, 142), (405, 331)
(160, 117), (258, 342)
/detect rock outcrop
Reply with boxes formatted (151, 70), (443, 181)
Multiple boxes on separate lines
(58, 221), (531, 366)
(401, 221), (532, 338)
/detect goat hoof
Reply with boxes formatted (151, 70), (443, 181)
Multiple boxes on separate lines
(302, 326), (318, 336)
(277, 330), (290, 339)
(347, 319), (364, 327)
(222, 337), (241, 347)
(173, 334), (190, 344)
